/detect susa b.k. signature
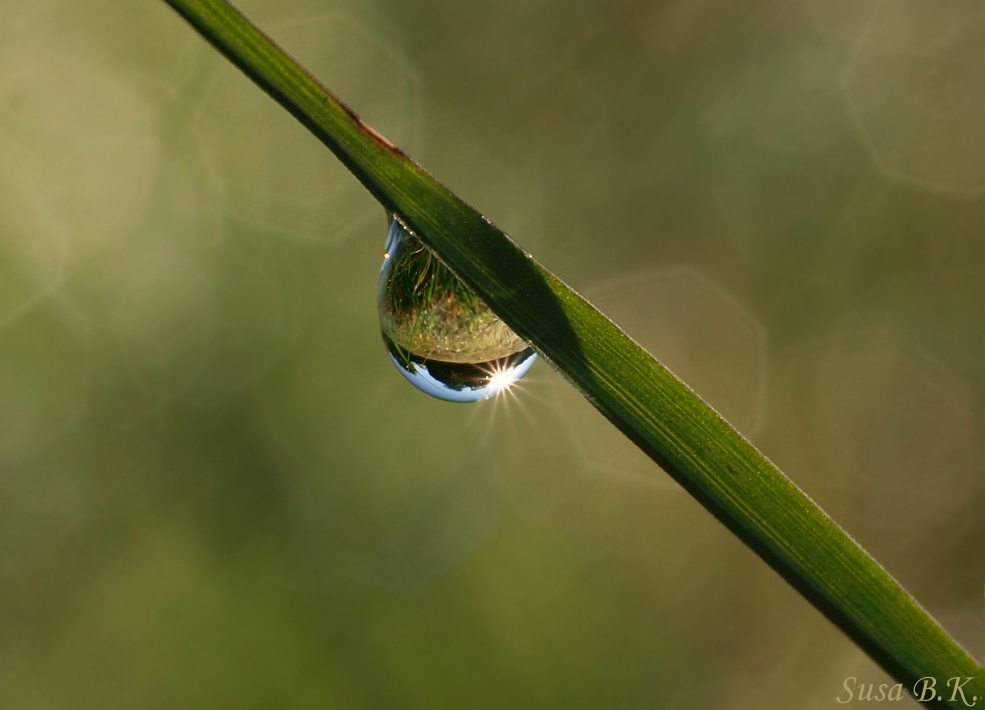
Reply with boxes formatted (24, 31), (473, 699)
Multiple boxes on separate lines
(838, 676), (978, 705)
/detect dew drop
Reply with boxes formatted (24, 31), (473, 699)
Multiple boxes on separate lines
(378, 217), (537, 402)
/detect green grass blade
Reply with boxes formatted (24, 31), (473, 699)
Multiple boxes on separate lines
(160, 0), (983, 703)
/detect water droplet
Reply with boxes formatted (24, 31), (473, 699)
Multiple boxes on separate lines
(378, 217), (537, 402)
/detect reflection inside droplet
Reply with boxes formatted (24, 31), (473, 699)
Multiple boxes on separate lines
(378, 217), (537, 402)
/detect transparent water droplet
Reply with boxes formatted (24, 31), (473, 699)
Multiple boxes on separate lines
(378, 217), (537, 402)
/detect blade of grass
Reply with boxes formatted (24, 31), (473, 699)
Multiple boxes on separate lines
(161, 0), (982, 703)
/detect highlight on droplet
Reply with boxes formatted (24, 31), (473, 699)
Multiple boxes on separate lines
(377, 216), (537, 402)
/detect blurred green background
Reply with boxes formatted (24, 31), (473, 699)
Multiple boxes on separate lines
(0, 0), (982, 707)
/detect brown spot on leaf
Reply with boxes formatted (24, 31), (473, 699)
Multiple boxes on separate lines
(338, 101), (407, 158)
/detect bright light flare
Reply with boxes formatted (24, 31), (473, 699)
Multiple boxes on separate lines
(486, 366), (521, 396)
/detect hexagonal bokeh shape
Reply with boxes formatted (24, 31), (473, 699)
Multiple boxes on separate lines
(0, 299), (89, 465)
(555, 268), (766, 490)
(846, 1), (985, 193)
(705, 35), (853, 154)
(0, 178), (66, 328)
(817, 334), (977, 558)
(0, 25), (158, 248)
(196, 14), (420, 244)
